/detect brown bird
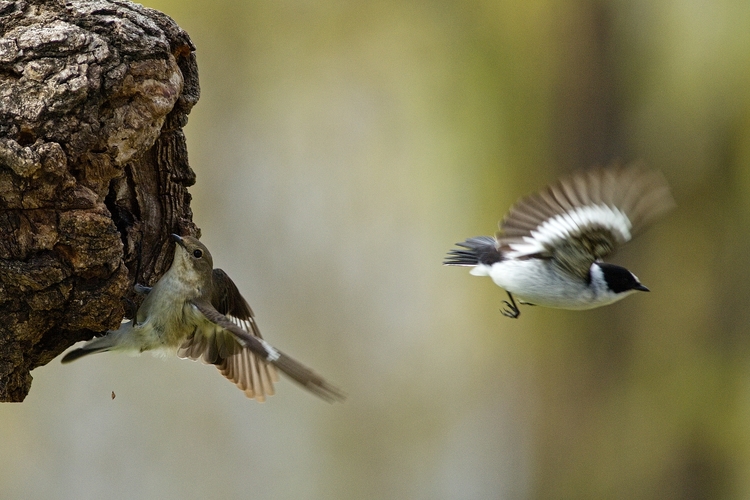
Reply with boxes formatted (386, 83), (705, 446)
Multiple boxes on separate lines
(62, 234), (345, 403)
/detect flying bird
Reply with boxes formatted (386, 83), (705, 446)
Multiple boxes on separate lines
(62, 235), (345, 402)
(444, 163), (675, 318)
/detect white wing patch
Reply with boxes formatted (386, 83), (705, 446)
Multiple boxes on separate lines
(505, 204), (632, 258)
(260, 339), (281, 362)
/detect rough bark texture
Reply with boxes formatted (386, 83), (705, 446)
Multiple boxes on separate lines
(0, 0), (200, 401)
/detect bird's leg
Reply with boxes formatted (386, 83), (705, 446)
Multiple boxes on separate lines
(501, 291), (521, 319)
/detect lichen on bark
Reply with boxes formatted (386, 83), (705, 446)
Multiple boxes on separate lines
(0, 0), (200, 401)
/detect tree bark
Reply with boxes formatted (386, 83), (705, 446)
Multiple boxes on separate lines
(0, 0), (200, 401)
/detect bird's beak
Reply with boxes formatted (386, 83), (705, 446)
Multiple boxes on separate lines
(171, 234), (185, 248)
(634, 284), (650, 292)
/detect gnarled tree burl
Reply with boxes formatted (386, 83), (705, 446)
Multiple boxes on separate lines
(0, 0), (200, 401)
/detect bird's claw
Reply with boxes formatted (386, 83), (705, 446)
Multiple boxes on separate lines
(501, 300), (520, 319)
(500, 292), (521, 318)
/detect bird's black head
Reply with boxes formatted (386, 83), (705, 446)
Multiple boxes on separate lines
(596, 263), (649, 294)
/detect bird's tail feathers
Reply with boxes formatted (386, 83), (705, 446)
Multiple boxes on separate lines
(60, 323), (135, 364)
(61, 335), (120, 364)
(443, 236), (501, 267)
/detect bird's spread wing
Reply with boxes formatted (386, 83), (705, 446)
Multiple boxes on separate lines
(178, 321), (278, 402)
(497, 162), (675, 279)
(177, 269), (278, 402)
(185, 275), (345, 402)
(210, 269), (255, 320)
(213, 269), (279, 400)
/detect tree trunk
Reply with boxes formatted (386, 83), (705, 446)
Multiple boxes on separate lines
(0, 0), (200, 401)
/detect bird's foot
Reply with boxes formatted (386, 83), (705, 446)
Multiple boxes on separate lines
(501, 292), (521, 318)
(501, 302), (520, 318)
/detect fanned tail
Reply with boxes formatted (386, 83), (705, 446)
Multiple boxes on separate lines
(443, 236), (502, 266)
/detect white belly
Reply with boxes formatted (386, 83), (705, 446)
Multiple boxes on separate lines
(478, 259), (628, 310)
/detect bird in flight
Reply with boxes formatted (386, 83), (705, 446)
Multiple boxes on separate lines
(444, 163), (675, 318)
(63, 234), (345, 403)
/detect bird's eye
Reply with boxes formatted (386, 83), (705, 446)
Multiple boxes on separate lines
(193, 249), (203, 258)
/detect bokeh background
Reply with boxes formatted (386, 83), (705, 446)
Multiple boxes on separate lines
(3, 0), (750, 498)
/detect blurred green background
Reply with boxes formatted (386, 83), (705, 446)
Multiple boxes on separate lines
(3, 0), (750, 498)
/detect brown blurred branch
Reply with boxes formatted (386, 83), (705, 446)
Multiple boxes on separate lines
(0, 0), (200, 401)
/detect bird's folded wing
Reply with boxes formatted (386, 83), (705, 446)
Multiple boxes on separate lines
(497, 162), (675, 270)
(188, 299), (346, 403)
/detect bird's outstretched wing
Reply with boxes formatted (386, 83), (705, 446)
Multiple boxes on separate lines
(177, 269), (280, 402)
(212, 269), (280, 400)
(187, 299), (345, 402)
(180, 268), (345, 402)
(497, 162), (675, 279)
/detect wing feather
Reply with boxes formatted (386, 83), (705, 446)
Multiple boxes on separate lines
(187, 299), (345, 402)
(210, 269), (279, 401)
(496, 162), (675, 278)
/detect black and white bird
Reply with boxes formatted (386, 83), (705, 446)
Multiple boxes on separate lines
(444, 163), (674, 318)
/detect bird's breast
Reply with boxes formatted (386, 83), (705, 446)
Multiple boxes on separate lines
(487, 259), (600, 309)
(135, 274), (204, 349)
